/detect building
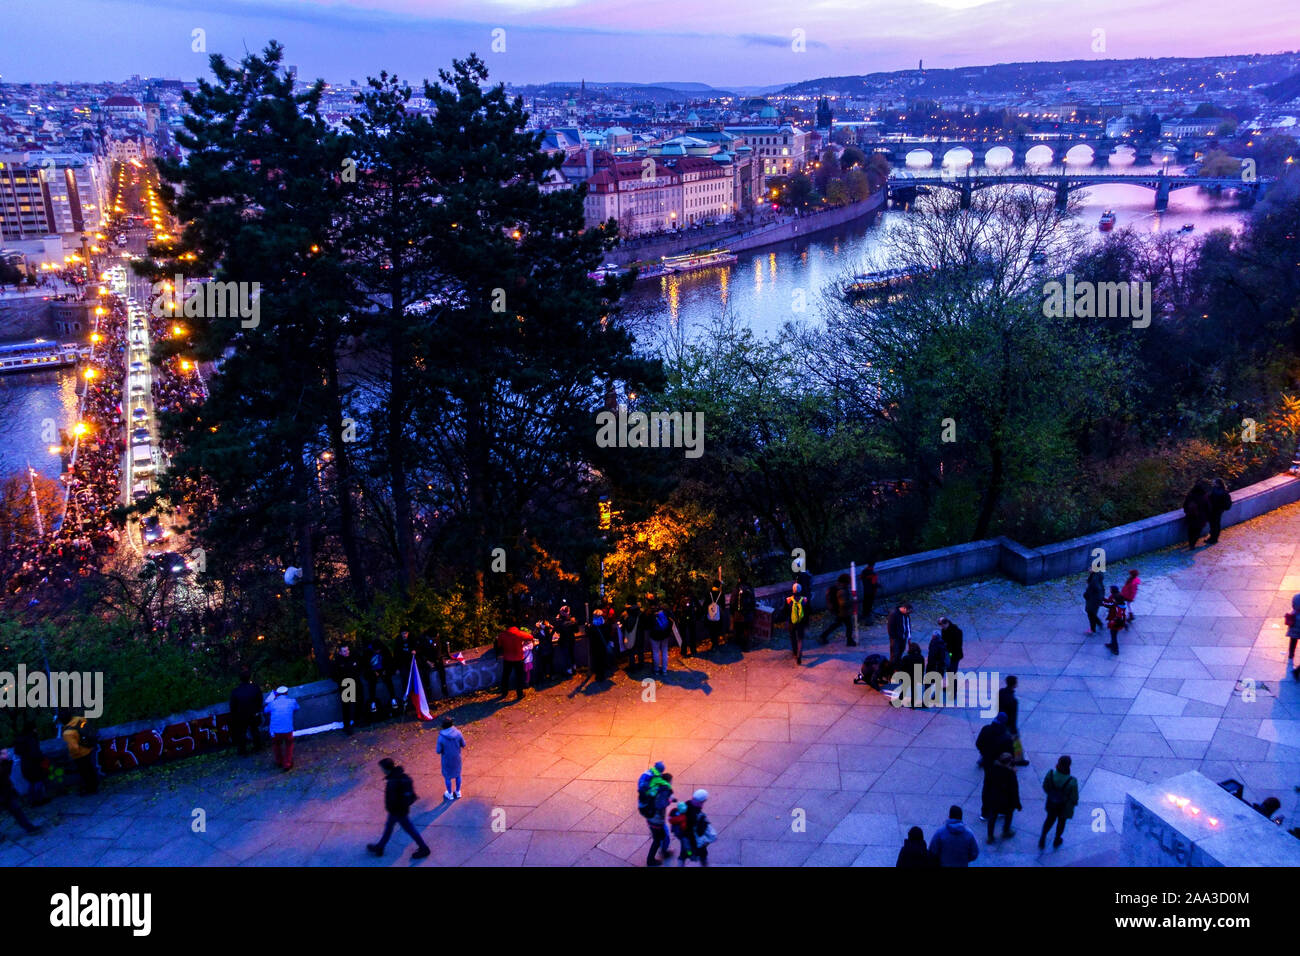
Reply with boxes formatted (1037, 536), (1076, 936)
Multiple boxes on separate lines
(0, 152), (105, 243)
(101, 95), (145, 123)
(723, 124), (811, 183)
(1160, 117), (1221, 139)
(583, 157), (682, 237)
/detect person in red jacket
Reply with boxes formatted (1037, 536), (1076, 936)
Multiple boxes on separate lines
(498, 627), (531, 701)
(1120, 569), (1141, 623)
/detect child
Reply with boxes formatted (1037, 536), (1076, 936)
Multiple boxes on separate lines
(1120, 569), (1141, 623)
(523, 627), (537, 685)
(1102, 586), (1126, 655)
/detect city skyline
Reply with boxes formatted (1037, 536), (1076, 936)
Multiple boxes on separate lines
(5, 0), (1298, 87)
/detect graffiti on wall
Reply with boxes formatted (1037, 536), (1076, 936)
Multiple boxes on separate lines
(97, 712), (233, 774)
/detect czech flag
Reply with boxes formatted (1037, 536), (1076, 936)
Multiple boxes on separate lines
(403, 651), (433, 721)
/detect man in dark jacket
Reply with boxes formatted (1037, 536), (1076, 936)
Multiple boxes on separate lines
(367, 757), (430, 859)
(731, 579), (757, 650)
(586, 609), (614, 681)
(976, 713), (1014, 769)
(938, 616), (963, 672)
(418, 631), (449, 700)
(531, 619), (555, 684)
(1207, 478), (1232, 545)
(364, 639), (398, 720)
(554, 605), (579, 676)
(330, 646), (362, 736)
(981, 752), (1022, 842)
(229, 667), (263, 755)
(928, 806), (979, 867)
(998, 676), (1020, 737)
(1183, 481), (1210, 549)
(859, 563), (879, 625)
(887, 603), (913, 662)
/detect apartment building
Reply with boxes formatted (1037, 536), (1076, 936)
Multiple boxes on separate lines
(0, 152), (104, 242)
(722, 123), (811, 183)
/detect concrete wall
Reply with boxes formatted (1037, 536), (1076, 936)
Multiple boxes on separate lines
(756, 472), (1300, 609)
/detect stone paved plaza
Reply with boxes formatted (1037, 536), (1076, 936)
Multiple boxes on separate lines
(8, 500), (1300, 867)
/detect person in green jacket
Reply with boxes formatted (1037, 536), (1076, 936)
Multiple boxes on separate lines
(1039, 755), (1080, 849)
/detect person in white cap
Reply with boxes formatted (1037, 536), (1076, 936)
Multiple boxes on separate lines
(675, 788), (715, 866)
(264, 686), (300, 771)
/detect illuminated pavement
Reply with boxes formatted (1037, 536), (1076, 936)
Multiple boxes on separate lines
(7, 500), (1300, 866)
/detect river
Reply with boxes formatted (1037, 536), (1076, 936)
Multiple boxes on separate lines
(0, 166), (1249, 482)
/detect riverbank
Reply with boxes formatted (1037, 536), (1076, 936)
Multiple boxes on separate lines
(608, 188), (886, 268)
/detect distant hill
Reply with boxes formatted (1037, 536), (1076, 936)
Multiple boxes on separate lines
(1264, 72), (1300, 102)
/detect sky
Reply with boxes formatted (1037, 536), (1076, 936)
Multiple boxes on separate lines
(4, 0), (1297, 88)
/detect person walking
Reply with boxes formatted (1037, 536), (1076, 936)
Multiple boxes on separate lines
(1207, 479), (1232, 545)
(497, 626), (530, 700)
(1103, 586), (1126, 655)
(976, 713), (1014, 770)
(643, 772), (676, 866)
(859, 562), (880, 625)
(229, 667), (264, 754)
(1084, 571), (1105, 634)
(982, 752), (1021, 843)
(928, 806), (979, 867)
(1183, 480), (1210, 549)
(887, 602), (913, 662)
(330, 646), (362, 736)
(999, 676), (1029, 766)
(367, 757), (431, 860)
(436, 716), (466, 800)
(895, 826), (937, 867)
(60, 711), (98, 796)
(785, 582), (809, 665)
(1120, 569), (1141, 623)
(14, 721), (49, 806)
(673, 789), (715, 866)
(0, 748), (39, 838)
(818, 574), (854, 645)
(265, 686), (299, 771)
(1038, 755), (1080, 849)
(938, 616), (963, 673)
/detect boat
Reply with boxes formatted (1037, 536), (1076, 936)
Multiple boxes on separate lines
(0, 338), (81, 375)
(1179, 223), (1195, 234)
(846, 263), (934, 297)
(659, 249), (738, 275)
(587, 263), (629, 282)
(1098, 211), (1117, 232)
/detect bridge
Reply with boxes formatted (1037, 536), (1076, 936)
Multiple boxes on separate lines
(868, 136), (1188, 168)
(887, 169), (1272, 210)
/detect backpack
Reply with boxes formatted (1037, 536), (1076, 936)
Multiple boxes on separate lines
(706, 602), (721, 622)
(655, 610), (669, 631)
(790, 597), (805, 625)
(402, 777), (418, 809)
(637, 775), (661, 818)
(1045, 774), (1070, 810)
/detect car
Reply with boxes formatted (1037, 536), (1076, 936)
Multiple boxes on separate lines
(131, 428), (149, 443)
(142, 515), (165, 544)
(131, 406), (148, 421)
(131, 481), (150, 503)
(130, 361), (145, 372)
(146, 550), (188, 576)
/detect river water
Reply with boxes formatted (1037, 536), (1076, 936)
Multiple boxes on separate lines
(0, 166), (1249, 481)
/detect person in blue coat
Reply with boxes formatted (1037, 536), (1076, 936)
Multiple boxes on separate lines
(928, 805), (979, 867)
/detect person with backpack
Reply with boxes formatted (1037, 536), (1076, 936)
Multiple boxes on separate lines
(1120, 569), (1141, 623)
(1039, 755), (1080, 849)
(61, 711), (98, 796)
(1207, 478), (1232, 545)
(367, 757), (430, 860)
(644, 771), (676, 866)
(1102, 586), (1127, 655)
(785, 582), (809, 665)
(648, 599), (675, 676)
(1083, 570), (1105, 634)
(818, 573), (855, 646)
(705, 579), (726, 651)
(731, 578), (757, 650)
(672, 789), (715, 866)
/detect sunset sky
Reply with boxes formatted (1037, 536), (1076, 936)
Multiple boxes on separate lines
(7, 0), (1298, 87)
